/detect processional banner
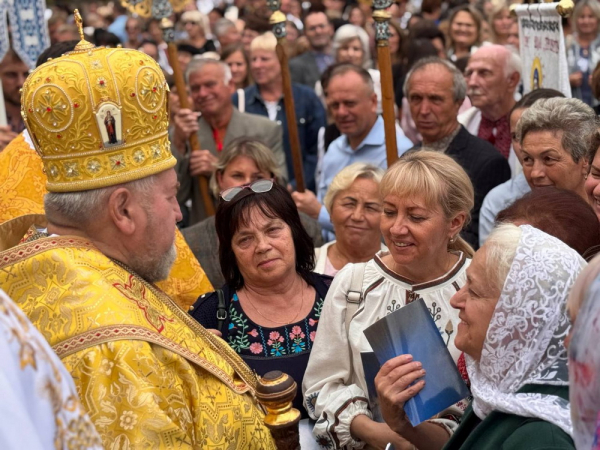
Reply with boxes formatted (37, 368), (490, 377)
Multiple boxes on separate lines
(515, 3), (571, 97)
(0, 0), (50, 69)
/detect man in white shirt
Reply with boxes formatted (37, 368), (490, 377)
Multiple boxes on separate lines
(459, 45), (522, 175)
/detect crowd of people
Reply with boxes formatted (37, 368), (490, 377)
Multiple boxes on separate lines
(0, 0), (600, 449)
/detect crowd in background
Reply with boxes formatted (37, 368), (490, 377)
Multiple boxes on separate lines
(1, 0), (600, 448)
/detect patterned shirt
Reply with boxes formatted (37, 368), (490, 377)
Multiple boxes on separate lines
(226, 292), (325, 417)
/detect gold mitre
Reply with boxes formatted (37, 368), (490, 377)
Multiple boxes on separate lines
(20, 10), (176, 192)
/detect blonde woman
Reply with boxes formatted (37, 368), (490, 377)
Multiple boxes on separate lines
(314, 163), (386, 276)
(567, 0), (600, 105)
(181, 10), (217, 54)
(487, 0), (515, 46)
(303, 151), (474, 449)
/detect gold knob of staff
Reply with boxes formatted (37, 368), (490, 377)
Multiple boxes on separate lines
(557, 0), (574, 17)
(256, 371), (301, 450)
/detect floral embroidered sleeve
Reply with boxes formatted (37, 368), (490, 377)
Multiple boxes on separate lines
(302, 267), (371, 449)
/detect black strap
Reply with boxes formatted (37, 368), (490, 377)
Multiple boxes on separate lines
(216, 289), (227, 332)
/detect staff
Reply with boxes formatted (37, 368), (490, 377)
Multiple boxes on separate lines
(267, 0), (306, 192)
(372, 0), (398, 167)
(161, 18), (215, 216)
(120, 0), (215, 216)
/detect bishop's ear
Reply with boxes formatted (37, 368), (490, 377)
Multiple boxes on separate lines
(107, 187), (144, 236)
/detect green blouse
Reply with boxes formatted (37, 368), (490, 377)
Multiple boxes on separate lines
(443, 384), (574, 450)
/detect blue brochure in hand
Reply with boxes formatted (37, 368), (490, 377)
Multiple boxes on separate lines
(363, 298), (470, 427)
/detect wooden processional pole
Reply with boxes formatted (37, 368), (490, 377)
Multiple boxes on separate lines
(372, 0), (398, 167)
(266, 0), (306, 192)
(161, 18), (216, 216)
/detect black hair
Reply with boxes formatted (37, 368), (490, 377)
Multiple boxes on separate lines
(410, 20), (446, 47)
(510, 88), (566, 116)
(36, 40), (79, 67)
(216, 183), (315, 290)
(93, 29), (122, 47)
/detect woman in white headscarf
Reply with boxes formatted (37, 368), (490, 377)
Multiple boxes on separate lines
(375, 223), (584, 449)
(567, 255), (600, 450)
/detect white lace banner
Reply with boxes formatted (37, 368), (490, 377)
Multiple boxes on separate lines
(0, 0), (49, 69)
(515, 3), (572, 97)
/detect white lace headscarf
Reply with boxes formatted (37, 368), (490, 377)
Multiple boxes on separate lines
(467, 225), (586, 436)
(569, 265), (600, 449)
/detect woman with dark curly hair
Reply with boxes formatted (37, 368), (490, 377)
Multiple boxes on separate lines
(190, 181), (331, 417)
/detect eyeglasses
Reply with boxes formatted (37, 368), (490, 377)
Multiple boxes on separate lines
(220, 179), (274, 201)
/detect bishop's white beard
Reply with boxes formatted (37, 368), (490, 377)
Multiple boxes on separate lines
(129, 242), (177, 283)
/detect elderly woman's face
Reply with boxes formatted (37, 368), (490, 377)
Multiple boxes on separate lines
(337, 37), (365, 67)
(585, 147), (600, 221)
(380, 193), (462, 268)
(250, 49), (281, 86)
(522, 130), (588, 197)
(331, 177), (382, 249)
(232, 206), (296, 284)
(450, 245), (501, 360)
(217, 155), (271, 192)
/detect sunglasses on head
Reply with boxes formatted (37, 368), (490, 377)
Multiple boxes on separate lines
(220, 179), (274, 202)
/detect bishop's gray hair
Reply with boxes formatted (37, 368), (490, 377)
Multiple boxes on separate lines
(44, 174), (158, 227)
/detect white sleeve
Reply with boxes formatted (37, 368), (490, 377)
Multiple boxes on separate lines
(478, 190), (496, 247)
(303, 265), (371, 449)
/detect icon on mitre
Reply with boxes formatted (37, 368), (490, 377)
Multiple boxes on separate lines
(96, 103), (123, 147)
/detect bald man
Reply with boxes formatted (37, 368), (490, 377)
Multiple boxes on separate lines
(459, 45), (521, 170)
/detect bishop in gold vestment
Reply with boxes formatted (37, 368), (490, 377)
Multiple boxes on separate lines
(0, 131), (212, 310)
(0, 16), (276, 449)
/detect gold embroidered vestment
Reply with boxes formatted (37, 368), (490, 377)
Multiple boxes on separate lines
(0, 233), (276, 449)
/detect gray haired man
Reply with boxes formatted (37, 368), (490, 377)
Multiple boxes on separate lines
(172, 58), (286, 223)
(404, 57), (511, 248)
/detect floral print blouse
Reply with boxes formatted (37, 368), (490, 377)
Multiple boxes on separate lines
(226, 292), (325, 417)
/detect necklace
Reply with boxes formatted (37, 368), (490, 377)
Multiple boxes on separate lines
(241, 281), (306, 326)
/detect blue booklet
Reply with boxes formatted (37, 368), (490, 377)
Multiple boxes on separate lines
(363, 298), (470, 427)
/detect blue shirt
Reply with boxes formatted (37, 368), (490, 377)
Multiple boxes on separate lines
(107, 15), (128, 44)
(313, 52), (334, 74)
(479, 172), (531, 247)
(232, 83), (326, 192)
(317, 116), (413, 240)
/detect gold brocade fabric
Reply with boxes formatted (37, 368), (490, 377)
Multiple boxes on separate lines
(0, 235), (276, 449)
(0, 133), (213, 310)
(0, 133), (46, 223)
(21, 41), (176, 192)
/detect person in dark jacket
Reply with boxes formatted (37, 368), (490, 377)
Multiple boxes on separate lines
(232, 31), (326, 191)
(189, 182), (331, 416)
(404, 57), (511, 248)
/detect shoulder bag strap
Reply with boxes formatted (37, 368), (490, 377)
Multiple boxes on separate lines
(216, 289), (228, 332)
(345, 262), (367, 338)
